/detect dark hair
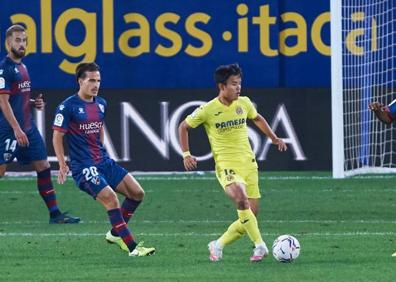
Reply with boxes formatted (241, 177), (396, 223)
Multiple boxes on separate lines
(6, 24), (26, 39)
(75, 62), (100, 81)
(214, 63), (242, 85)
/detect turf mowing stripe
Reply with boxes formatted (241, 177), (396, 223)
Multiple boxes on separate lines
(1, 219), (395, 224)
(3, 175), (396, 181)
(1, 231), (396, 237)
(2, 188), (396, 194)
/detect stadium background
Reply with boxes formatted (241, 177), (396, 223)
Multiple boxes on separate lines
(0, 0), (331, 171)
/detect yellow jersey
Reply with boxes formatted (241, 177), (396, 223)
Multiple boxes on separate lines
(185, 96), (258, 169)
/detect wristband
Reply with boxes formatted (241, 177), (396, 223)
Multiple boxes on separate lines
(182, 151), (191, 158)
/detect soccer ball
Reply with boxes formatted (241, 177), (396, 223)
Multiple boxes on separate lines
(272, 235), (300, 262)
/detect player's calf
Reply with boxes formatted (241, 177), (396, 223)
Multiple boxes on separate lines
(0, 164), (6, 178)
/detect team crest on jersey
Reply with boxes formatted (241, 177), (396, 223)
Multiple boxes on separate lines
(91, 176), (101, 185)
(14, 67), (19, 73)
(98, 104), (105, 113)
(59, 104), (65, 111)
(236, 106), (243, 115)
(78, 107), (85, 114)
(0, 69), (3, 75)
(3, 153), (12, 162)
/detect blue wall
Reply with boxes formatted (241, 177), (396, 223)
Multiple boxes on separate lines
(0, 0), (330, 88)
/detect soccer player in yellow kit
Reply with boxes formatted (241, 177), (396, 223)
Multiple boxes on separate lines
(178, 63), (287, 262)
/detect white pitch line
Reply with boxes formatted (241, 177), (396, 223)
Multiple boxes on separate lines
(0, 219), (396, 225)
(1, 188), (396, 194)
(0, 231), (395, 237)
(0, 191), (38, 194)
(5, 174), (396, 181)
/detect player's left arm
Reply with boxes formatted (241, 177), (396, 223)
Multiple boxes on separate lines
(252, 114), (287, 152)
(100, 127), (104, 144)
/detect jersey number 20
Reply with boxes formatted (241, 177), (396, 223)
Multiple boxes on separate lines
(82, 166), (99, 181)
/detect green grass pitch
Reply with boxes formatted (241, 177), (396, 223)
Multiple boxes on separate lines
(0, 172), (396, 281)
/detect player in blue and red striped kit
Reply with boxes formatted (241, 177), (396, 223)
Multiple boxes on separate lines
(0, 25), (79, 224)
(52, 62), (155, 257)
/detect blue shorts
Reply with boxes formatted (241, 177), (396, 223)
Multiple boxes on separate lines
(0, 125), (47, 165)
(72, 158), (128, 199)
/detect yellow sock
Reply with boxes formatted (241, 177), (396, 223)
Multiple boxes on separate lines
(218, 219), (246, 247)
(237, 209), (263, 245)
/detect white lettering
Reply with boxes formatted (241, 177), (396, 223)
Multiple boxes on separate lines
(79, 121), (103, 130)
(18, 80), (31, 90)
(168, 101), (212, 161)
(258, 104), (306, 160)
(121, 102), (169, 161)
(102, 124), (119, 160)
(43, 101), (305, 166)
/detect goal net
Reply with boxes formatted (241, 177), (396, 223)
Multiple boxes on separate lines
(332, 0), (396, 177)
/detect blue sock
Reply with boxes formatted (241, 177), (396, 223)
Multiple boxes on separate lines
(37, 168), (61, 218)
(111, 198), (141, 236)
(108, 208), (137, 252)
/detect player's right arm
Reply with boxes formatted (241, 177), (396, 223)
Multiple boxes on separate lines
(52, 103), (71, 184)
(53, 130), (69, 184)
(369, 102), (393, 124)
(178, 120), (197, 171)
(178, 104), (207, 171)
(0, 94), (29, 146)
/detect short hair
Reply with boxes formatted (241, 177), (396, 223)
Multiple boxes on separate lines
(214, 63), (242, 85)
(75, 62), (100, 81)
(6, 24), (26, 39)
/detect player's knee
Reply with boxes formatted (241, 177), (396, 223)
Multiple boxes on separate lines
(135, 188), (145, 200)
(33, 160), (50, 173)
(106, 193), (119, 205)
(124, 187), (145, 201)
(104, 197), (120, 210)
(97, 188), (119, 209)
(236, 198), (250, 210)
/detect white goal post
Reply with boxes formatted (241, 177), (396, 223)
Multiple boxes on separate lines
(332, 0), (396, 178)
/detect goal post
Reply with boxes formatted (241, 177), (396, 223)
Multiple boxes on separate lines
(331, 0), (396, 178)
(331, 0), (344, 178)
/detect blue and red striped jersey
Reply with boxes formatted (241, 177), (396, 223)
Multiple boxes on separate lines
(52, 94), (109, 170)
(387, 100), (396, 120)
(0, 56), (33, 131)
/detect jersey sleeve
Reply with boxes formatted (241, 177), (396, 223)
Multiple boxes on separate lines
(0, 66), (12, 95)
(52, 103), (71, 132)
(245, 97), (258, 119)
(185, 104), (207, 128)
(386, 99), (396, 120)
(101, 98), (107, 117)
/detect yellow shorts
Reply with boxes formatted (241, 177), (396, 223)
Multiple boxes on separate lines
(215, 166), (260, 199)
